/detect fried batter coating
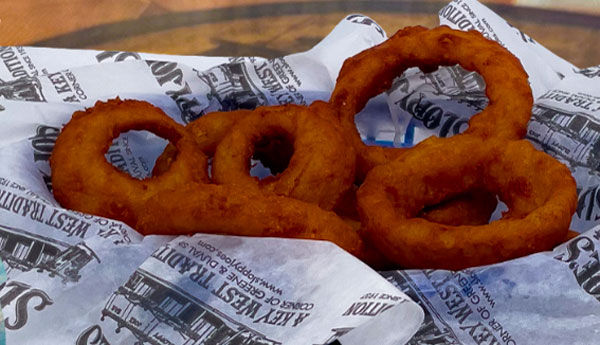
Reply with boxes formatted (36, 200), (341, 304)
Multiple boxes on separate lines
(136, 184), (365, 258)
(357, 136), (577, 270)
(50, 98), (209, 226)
(330, 25), (533, 179)
(52, 99), (367, 260)
(212, 102), (356, 210)
(152, 109), (250, 176)
(418, 189), (497, 226)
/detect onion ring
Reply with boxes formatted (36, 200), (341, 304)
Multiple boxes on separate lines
(153, 108), (297, 179)
(330, 133), (497, 226)
(50, 98), (209, 226)
(330, 25), (533, 180)
(212, 101), (356, 210)
(357, 136), (577, 270)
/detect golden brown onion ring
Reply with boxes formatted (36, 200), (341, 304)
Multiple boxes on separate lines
(357, 136), (577, 270)
(330, 25), (533, 180)
(50, 98), (209, 226)
(212, 101), (356, 211)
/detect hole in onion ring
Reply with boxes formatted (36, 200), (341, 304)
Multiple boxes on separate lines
(249, 129), (294, 180)
(105, 130), (168, 180)
(418, 190), (499, 226)
(385, 65), (489, 146)
(348, 65), (491, 158)
(354, 93), (396, 147)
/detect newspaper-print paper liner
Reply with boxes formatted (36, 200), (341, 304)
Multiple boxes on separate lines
(0, 16), (424, 345)
(0, 232), (423, 345)
(0, 259), (6, 345)
(64, 235), (422, 345)
(0, 1), (598, 343)
(0, 46), (229, 80)
(378, 226), (600, 345)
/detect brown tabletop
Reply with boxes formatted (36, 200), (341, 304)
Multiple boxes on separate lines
(1, 0), (599, 68)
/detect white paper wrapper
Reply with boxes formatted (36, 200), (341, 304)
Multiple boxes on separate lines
(0, 15), (423, 345)
(0, 2), (599, 344)
(0, 46), (230, 81)
(380, 226), (600, 345)
(3, 234), (423, 345)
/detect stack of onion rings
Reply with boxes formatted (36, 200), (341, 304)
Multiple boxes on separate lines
(49, 25), (577, 270)
(327, 25), (534, 226)
(50, 98), (365, 257)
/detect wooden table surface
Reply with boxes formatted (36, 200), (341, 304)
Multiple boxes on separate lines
(1, 0), (599, 68)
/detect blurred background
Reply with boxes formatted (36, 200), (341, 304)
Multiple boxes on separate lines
(1, 0), (599, 67)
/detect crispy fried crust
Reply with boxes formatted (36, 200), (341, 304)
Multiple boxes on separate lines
(212, 102), (356, 210)
(135, 184), (364, 257)
(357, 136), (577, 270)
(418, 189), (497, 226)
(330, 25), (533, 179)
(50, 98), (209, 226)
(565, 230), (579, 241)
(152, 109), (250, 176)
(51, 99), (367, 259)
